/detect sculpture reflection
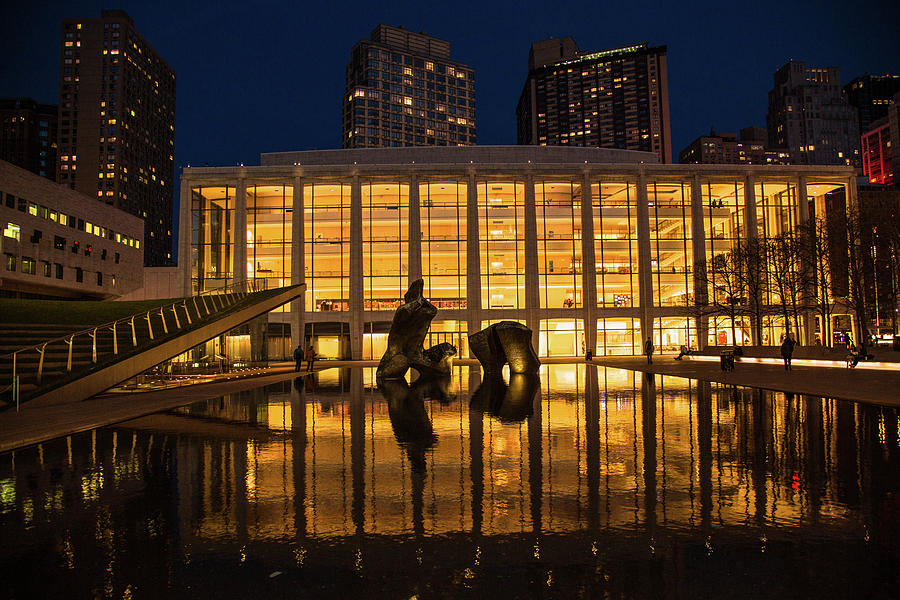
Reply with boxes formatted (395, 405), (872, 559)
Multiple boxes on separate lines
(469, 372), (541, 423)
(381, 374), (447, 540)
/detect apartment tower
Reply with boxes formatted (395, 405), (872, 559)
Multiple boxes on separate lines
(0, 98), (58, 181)
(517, 37), (671, 163)
(56, 10), (176, 266)
(766, 61), (858, 167)
(343, 25), (476, 148)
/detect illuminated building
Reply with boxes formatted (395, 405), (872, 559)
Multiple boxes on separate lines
(343, 25), (476, 148)
(516, 38), (671, 163)
(56, 10), (176, 267)
(861, 117), (893, 185)
(844, 74), (900, 134)
(0, 99), (58, 181)
(177, 146), (855, 360)
(766, 61), (859, 167)
(1, 159), (144, 299)
(679, 128), (773, 165)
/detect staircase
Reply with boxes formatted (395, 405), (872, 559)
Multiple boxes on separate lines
(0, 282), (304, 409)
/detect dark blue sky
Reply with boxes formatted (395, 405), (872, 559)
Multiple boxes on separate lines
(2, 0), (898, 173)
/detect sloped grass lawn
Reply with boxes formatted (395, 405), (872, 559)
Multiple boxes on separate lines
(0, 298), (181, 327)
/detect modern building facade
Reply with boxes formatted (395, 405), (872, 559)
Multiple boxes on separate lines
(844, 74), (900, 134)
(767, 61), (859, 167)
(517, 38), (671, 163)
(178, 146), (855, 361)
(0, 98), (58, 181)
(1, 160), (143, 299)
(861, 117), (893, 185)
(342, 25), (476, 149)
(860, 91), (900, 186)
(56, 9), (176, 267)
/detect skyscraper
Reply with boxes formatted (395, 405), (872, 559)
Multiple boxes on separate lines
(844, 74), (900, 134)
(343, 25), (476, 148)
(56, 10), (176, 266)
(516, 37), (671, 163)
(0, 98), (57, 181)
(766, 61), (858, 167)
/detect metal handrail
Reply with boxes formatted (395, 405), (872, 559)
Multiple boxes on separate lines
(2, 279), (267, 404)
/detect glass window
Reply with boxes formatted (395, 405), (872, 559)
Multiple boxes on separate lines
(536, 181), (582, 309)
(479, 181), (525, 309)
(2, 222), (20, 241)
(421, 180), (467, 309)
(305, 182), (351, 312)
(592, 181), (638, 307)
(362, 181), (409, 309)
(21, 256), (35, 275)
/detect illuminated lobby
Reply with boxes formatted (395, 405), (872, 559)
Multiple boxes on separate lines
(176, 146), (856, 361)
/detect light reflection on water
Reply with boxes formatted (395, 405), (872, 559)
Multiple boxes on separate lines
(1, 364), (899, 598)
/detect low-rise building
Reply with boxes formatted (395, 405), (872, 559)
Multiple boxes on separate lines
(1, 160), (143, 299)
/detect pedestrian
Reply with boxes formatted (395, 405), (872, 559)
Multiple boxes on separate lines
(675, 344), (688, 360)
(780, 334), (795, 371)
(644, 337), (654, 364)
(305, 345), (316, 372)
(293, 344), (304, 372)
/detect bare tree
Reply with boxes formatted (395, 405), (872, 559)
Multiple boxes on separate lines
(767, 231), (808, 339)
(799, 217), (836, 346)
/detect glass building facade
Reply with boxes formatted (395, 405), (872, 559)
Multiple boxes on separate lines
(179, 147), (855, 361)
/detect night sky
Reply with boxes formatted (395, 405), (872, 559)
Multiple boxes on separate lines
(2, 0), (899, 171)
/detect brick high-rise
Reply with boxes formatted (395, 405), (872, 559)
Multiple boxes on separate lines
(517, 38), (671, 163)
(56, 10), (175, 266)
(343, 25), (476, 148)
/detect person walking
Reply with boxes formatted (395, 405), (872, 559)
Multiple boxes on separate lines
(293, 344), (304, 372)
(780, 334), (795, 371)
(305, 345), (316, 373)
(644, 337), (654, 364)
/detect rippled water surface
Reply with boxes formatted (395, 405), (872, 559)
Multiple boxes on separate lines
(2, 365), (899, 598)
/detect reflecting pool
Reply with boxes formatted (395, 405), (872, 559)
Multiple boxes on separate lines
(2, 365), (899, 598)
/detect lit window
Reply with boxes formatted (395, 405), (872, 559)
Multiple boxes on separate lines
(3, 222), (21, 241)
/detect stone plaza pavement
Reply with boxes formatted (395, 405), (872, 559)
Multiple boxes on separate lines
(591, 354), (900, 407)
(1, 355), (898, 454)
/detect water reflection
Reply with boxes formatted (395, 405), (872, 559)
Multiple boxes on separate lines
(1, 365), (899, 598)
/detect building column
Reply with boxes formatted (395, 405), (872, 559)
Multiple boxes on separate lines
(178, 176), (192, 296)
(466, 173), (481, 346)
(350, 175), (363, 359)
(408, 174), (422, 284)
(580, 172), (598, 355)
(797, 176), (815, 345)
(636, 170), (654, 348)
(291, 176), (305, 350)
(744, 174), (759, 345)
(524, 174), (540, 351)
(691, 174), (709, 349)
(233, 177), (247, 291)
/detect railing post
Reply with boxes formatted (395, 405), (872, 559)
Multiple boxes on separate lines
(12, 351), (17, 398)
(159, 308), (169, 335)
(182, 301), (192, 325)
(171, 305), (181, 329)
(130, 316), (138, 346)
(145, 312), (154, 340)
(201, 294), (211, 315)
(90, 328), (98, 363)
(36, 343), (48, 385)
(111, 322), (118, 355)
(14, 375), (19, 413)
(66, 336), (74, 372)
